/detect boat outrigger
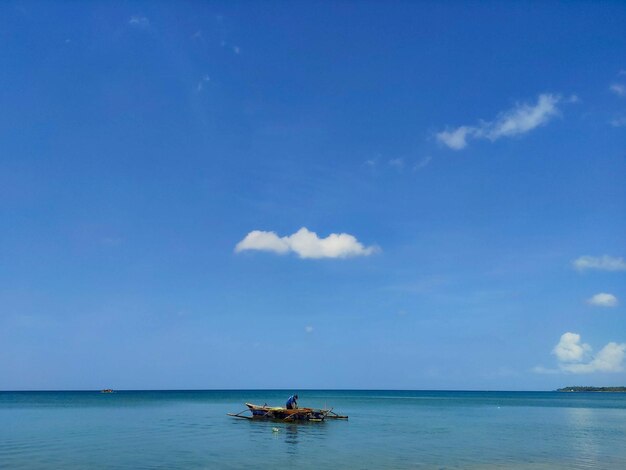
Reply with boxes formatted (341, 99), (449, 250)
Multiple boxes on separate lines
(228, 403), (348, 422)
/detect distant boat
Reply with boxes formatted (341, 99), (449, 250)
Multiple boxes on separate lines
(228, 403), (348, 422)
(100, 389), (114, 393)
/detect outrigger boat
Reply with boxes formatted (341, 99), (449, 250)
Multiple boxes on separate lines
(228, 403), (348, 422)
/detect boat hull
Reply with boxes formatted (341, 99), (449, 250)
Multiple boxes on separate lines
(245, 403), (327, 421)
(227, 403), (348, 422)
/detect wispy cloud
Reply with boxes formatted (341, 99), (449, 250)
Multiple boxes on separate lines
(305, 325), (314, 333)
(413, 155), (432, 171)
(437, 94), (562, 150)
(129, 15), (150, 28)
(366, 156), (432, 173)
(587, 293), (618, 307)
(219, 40), (241, 55)
(610, 117), (626, 127)
(235, 227), (379, 259)
(572, 255), (626, 272)
(610, 83), (626, 97)
(566, 94), (580, 103)
(534, 332), (626, 374)
(388, 158), (404, 170)
(196, 75), (211, 92)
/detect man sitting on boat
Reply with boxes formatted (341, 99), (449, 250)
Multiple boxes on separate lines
(286, 394), (298, 409)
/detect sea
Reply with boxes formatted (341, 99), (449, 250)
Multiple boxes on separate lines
(2, 390), (626, 469)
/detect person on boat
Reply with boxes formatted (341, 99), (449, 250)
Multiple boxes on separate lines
(286, 394), (298, 409)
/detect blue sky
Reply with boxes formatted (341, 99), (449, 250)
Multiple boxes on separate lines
(1, 1), (625, 390)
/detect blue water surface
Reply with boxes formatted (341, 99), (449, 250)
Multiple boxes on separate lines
(2, 390), (626, 469)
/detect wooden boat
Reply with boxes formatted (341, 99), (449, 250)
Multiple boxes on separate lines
(228, 403), (348, 422)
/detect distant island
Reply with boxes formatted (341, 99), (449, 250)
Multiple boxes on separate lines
(557, 386), (626, 392)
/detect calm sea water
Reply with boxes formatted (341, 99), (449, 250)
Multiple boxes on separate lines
(2, 390), (626, 469)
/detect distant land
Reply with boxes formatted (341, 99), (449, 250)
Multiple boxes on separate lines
(557, 386), (626, 392)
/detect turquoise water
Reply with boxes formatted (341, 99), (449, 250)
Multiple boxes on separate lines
(2, 390), (626, 469)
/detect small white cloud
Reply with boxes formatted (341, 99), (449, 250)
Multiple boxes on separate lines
(437, 94), (561, 150)
(610, 83), (626, 97)
(572, 255), (626, 272)
(235, 227), (379, 259)
(305, 325), (314, 333)
(535, 332), (626, 374)
(129, 15), (150, 28)
(437, 125), (473, 150)
(588, 293), (618, 307)
(553, 332), (591, 363)
(233, 46), (241, 55)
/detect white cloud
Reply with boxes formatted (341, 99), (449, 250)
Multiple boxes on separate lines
(437, 94), (561, 150)
(572, 255), (626, 272)
(436, 126), (473, 150)
(610, 83), (626, 97)
(305, 325), (314, 333)
(483, 94), (560, 140)
(587, 293), (618, 307)
(235, 230), (290, 254)
(235, 227), (379, 259)
(535, 332), (626, 374)
(562, 342), (626, 373)
(129, 16), (150, 28)
(553, 332), (591, 362)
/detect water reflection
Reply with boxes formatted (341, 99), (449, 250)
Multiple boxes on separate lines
(284, 423), (299, 450)
(236, 418), (333, 456)
(565, 407), (599, 468)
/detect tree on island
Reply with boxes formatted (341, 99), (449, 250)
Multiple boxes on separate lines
(557, 386), (626, 392)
